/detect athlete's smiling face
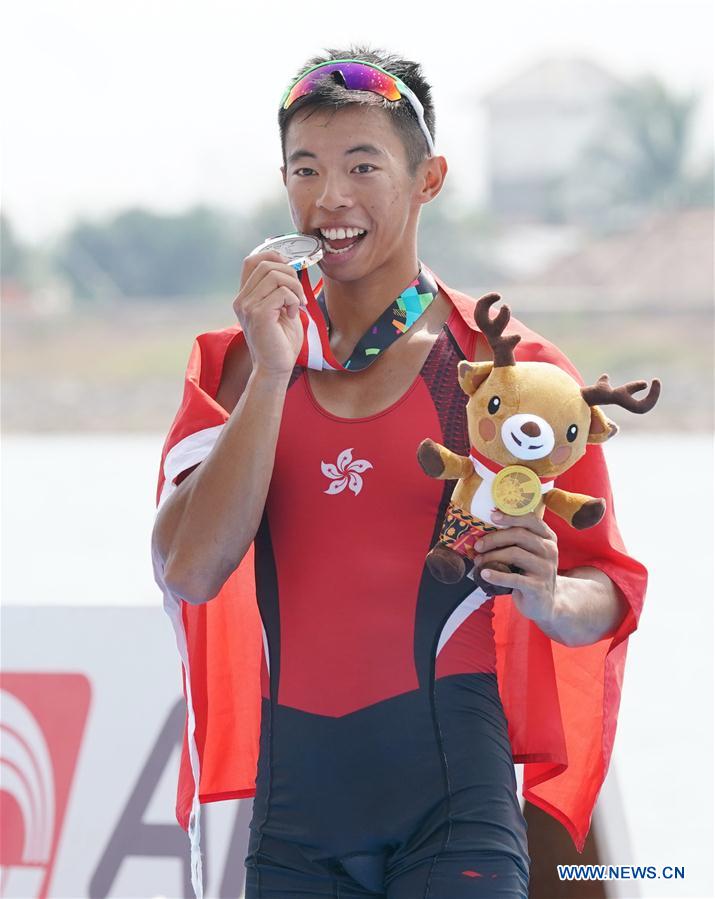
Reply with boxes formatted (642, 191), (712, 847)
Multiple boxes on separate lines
(281, 104), (446, 281)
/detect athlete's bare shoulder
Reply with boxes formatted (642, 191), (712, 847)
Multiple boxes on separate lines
(215, 333), (253, 414)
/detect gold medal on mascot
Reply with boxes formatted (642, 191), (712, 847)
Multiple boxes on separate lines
(492, 465), (542, 515)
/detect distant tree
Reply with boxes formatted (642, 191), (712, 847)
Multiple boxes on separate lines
(677, 150), (714, 206)
(0, 214), (28, 281)
(0, 215), (58, 292)
(238, 193), (296, 252)
(56, 205), (245, 300)
(555, 74), (712, 225)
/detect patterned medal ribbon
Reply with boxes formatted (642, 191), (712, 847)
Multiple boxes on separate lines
(295, 264), (439, 371)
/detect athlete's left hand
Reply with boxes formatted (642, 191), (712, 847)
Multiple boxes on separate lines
(473, 511), (559, 625)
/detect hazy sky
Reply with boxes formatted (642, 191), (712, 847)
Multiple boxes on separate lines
(1, 0), (712, 243)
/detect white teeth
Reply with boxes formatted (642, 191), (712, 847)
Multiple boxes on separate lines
(324, 241), (356, 255)
(319, 227), (366, 240)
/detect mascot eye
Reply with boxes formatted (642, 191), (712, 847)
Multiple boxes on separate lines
(487, 396), (501, 415)
(567, 424), (579, 442)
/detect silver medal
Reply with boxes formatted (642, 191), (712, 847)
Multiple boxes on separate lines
(249, 233), (323, 270)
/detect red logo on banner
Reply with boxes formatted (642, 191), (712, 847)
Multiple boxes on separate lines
(0, 673), (91, 899)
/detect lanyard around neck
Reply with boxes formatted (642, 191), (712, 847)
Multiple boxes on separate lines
(296, 264), (439, 372)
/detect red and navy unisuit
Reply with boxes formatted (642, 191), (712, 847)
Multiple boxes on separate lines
(245, 303), (530, 898)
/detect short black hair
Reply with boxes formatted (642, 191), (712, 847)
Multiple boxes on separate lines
(278, 45), (436, 177)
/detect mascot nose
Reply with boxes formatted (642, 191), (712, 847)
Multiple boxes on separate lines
(521, 421), (541, 437)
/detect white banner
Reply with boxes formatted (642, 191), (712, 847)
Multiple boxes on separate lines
(1, 607), (254, 899)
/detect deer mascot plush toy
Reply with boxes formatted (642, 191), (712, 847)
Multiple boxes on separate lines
(417, 293), (660, 593)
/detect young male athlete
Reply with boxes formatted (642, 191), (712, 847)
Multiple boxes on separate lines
(152, 47), (648, 899)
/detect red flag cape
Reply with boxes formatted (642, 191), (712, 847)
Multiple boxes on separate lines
(153, 269), (647, 891)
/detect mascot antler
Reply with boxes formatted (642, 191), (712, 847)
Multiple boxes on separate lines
(474, 293), (522, 367)
(581, 374), (661, 413)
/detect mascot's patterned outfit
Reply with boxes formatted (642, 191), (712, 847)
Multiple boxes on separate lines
(154, 267), (648, 899)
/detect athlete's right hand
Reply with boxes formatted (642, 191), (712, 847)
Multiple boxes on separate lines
(233, 250), (308, 377)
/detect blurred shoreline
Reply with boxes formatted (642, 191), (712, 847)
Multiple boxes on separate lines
(2, 293), (710, 433)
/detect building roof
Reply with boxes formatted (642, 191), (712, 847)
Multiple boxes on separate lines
(504, 207), (713, 310)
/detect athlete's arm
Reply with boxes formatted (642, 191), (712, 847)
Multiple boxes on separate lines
(549, 565), (630, 645)
(474, 511), (630, 646)
(151, 250), (306, 604)
(152, 334), (253, 549)
(473, 407), (640, 648)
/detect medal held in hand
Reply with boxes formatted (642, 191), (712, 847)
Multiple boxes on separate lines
(249, 232), (324, 270)
(249, 233), (439, 373)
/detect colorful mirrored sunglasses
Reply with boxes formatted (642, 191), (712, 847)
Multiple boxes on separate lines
(280, 59), (436, 156)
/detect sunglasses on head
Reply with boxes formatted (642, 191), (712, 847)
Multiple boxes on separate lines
(280, 59), (436, 156)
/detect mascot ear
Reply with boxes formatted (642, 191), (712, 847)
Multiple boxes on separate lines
(588, 405), (619, 444)
(457, 361), (493, 396)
